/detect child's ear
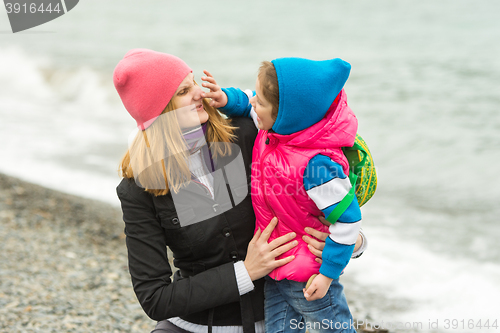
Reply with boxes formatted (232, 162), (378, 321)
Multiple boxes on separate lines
(272, 108), (279, 121)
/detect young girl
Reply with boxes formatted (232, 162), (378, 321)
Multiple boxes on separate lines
(202, 57), (363, 332)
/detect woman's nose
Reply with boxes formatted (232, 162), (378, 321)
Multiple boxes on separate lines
(249, 95), (256, 105)
(193, 85), (202, 100)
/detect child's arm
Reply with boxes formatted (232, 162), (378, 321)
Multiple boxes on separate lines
(201, 70), (228, 108)
(220, 87), (254, 119)
(200, 71), (256, 120)
(302, 154), (362, 301)
(306, 218), (366, 264)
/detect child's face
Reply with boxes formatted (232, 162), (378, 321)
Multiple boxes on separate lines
(250, 78), (275, 131)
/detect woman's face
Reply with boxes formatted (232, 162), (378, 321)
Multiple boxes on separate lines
(173, 73), (209, 129)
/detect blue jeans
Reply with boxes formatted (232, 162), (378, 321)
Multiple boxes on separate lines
(264, 276), (356, 333)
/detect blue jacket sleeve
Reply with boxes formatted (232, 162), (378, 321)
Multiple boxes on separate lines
(303, 154), (362, 279)
(219, 87), (253, 118)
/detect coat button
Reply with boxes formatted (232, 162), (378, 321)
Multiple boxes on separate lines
(230, 251), (238, 260)
(222, 228), (231, 238)
(172, 218), (179, 225)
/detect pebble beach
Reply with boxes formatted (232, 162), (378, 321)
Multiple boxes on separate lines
(0, 173), (385, 333)
(0, 173), (156, 332)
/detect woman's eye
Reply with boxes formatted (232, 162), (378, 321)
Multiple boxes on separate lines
(178, 89), (187, 96)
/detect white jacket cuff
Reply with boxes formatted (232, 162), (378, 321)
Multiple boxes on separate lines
(233, 261), (254, 295)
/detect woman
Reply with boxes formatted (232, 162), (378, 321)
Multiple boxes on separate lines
(113, 49), (329, 333)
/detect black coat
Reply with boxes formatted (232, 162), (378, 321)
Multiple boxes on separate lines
(117, 117), (263, 331)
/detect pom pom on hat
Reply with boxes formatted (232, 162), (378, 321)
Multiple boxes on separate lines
(113, 49), (192, 130)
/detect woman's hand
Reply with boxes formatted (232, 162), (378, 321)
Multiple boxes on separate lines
(244, 217), (298, 281)
(201, 70), (228, 108)
(303, 216), (329, 264)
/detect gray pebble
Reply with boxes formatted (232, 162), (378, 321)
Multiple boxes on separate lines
(0, 173), (156, 332)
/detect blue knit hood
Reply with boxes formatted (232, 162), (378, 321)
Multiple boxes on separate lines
(270, 57), (351, 135)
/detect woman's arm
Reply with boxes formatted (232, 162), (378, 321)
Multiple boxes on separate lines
(304, 216), (365, 264)
(118, 179), (297, 321)
(118, 183), (239, 321)
(303, 217), (328, 264)
(244, 217), (297, 281)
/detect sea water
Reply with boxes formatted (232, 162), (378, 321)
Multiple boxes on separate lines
(1, 1), (499, 331)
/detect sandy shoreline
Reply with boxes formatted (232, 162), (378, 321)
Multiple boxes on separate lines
(0, 172), (386, 333)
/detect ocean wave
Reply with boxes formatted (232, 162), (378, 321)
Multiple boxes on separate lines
(0, 47), (132, 205)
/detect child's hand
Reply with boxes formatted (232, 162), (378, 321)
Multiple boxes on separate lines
(201, 70), (228, 108)
(303, 273), (333, 301)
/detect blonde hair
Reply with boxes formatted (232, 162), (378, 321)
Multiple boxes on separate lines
(120, 92), (236, 196)
(258, 61), (280, 120)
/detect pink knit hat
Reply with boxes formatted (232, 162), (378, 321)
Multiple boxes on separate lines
(113, 49), (192, 130)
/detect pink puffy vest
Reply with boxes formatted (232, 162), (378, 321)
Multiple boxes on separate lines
(251, 90), (358, 282)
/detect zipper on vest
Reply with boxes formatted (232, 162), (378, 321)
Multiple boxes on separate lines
(260, 134), (278, 217)
(260, 134), (284, 282)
